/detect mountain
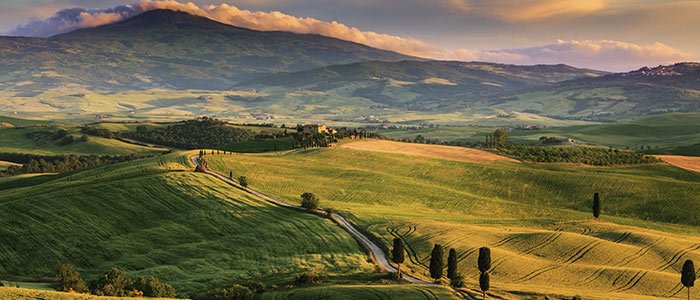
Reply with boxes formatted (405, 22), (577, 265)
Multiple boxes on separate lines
(494, 62), (700, 121)
(238, 60), (607, 111)
(0, 9), (414, 91)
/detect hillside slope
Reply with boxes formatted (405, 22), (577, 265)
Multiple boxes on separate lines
(0, 153), (375, 297)
(0, 9), (413, 91)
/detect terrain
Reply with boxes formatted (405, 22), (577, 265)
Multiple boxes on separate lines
(0, 9), (411, 92)
(4, 10), (698, 125)
(204, 140), (700, 299)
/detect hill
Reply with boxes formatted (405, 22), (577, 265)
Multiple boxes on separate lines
(0, 9), (413, 91)
(239, 60), (606, 110)
(204, 142), (700, 299)
(0, 153), (376, 297)
(497, 63), (700, 121)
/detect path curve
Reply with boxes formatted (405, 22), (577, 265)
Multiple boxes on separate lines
(189, 155), (432, 285)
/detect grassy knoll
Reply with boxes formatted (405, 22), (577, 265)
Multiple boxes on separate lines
(0, 286), (179, 300)
(205, 142), (700, 299)
(0, 125), (167, 155)
(0, 153), (375, 297)
(259, 284), (459, 300)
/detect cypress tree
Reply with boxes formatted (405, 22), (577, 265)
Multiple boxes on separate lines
(478, 247), (491, 273)
(429, 244), (444, 281)
(682, 259), (696, 300)
(479, 272), (490, 299)
(447, 248), (458, 280)
(229, 171), (233, 179)
(391, 238), (405, 278)
(593, 192), (601, 219)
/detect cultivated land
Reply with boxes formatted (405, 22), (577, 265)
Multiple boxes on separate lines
(0, 153), (380, 297)
(0, 286), (179, 300)
(656, 155), (700, 173)
(379, 113), (700, 156)
(0, 125), (167, 156)
(339, 140), (519, 164)
(205, 141), (700, 299)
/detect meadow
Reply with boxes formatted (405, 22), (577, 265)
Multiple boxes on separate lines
(378, 113), (700, 156)
(205, 141), (700, 299)
(0, 153), (377, 297)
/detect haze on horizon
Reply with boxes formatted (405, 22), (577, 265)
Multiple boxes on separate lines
(1, 0), (698, 72)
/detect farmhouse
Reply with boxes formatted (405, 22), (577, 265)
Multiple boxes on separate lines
(299, 124), (337, 135)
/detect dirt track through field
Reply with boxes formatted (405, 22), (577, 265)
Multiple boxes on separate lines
(656, 155), (700, 173)
(340, 140), (519, 164)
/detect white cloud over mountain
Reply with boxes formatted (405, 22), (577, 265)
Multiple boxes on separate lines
(7, 0), (695, 71)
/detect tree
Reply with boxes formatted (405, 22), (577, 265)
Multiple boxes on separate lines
(682, 259), (696, 300)
(429, 244), (444, 281)
(493, 128), (508, 148)
(392, 238), (405, 278)
(593, 192), (601, 219)
(91, 268), (131, 296)
(478, 247), (491, 273)
(238, 176), (248, 187)
(56, 263), (87, 293)
(447, 248), (458, 280)
(479, 272), (490, 299)
(133, 276), (175, 298)
(300, 192), (319, 210)
(229, 171), (233, 179)
(212, 284), (254, 300)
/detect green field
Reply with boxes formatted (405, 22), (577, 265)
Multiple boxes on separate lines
(0, 153), (376, 297)
(0, 125), (167, 156)
(0, 286), (181, 300)
(205, 142), (700, 299)
(259, 284), (458, 300)
(379, 113), (700, 155)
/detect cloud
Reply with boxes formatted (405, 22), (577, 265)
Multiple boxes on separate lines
(481, 40), (696, 71)
(441, 0), (606, 21)
(6, 1), (696, 71)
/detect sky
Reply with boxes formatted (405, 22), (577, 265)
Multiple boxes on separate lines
(1, 0), (698, 71)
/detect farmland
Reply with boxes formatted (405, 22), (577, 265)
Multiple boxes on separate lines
(205, 141), (700, 299)
(0, 153), (376, 297)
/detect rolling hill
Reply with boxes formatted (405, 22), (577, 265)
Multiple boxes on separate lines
(204, 140), (700, 299)
(239, 60), (606, 110)
(0, 9), (413, 91)
(0, 153), (377, 297)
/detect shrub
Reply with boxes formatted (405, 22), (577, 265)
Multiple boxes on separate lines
(324, 207), (334, 217)
(56, 263), (87, 293)
(294, 271), (322, 285)
(450, 275), (464, 288)
(300, 192), (319, 210)
(244, 280), (265, 294)
(238, 176), (248, 187)
(90, 268), (132, 297)
(212, 284), (254, 300)
(133, 276), (176, 298)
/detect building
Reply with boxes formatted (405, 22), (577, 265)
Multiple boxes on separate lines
(299, 124), (336, 135)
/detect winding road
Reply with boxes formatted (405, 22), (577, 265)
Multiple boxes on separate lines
(189, 155), (431, 285)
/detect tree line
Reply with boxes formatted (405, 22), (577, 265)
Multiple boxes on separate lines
(0, 152), (152, 177)
(122, 117), (255, 149)
(56, 264), (175, 298)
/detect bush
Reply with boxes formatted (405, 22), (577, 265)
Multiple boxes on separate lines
(238, 176), (248, 187)
(244, 280), (265, 294)
(56, 263), (87, 293)
(450, 275), (464, 288)
(300, 192), (319, 210)
(324, 207), (334, 217)
(90, 268), (132, 297)
(133, 276), (176, 298)
(294, 271), (322, 285)
(212, 284), (254, 300)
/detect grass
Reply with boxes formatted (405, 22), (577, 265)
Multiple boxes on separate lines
(0, 153), (375, 297)
(205, 142), (700, 299)
(379, 113), (700, 156)
(259, 284), (459, 300)
(0, 287), (179, 300)
(0, 125), (168, 156)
